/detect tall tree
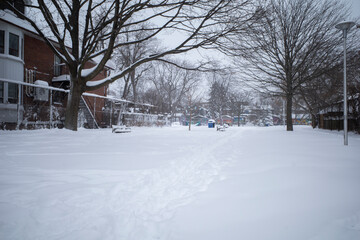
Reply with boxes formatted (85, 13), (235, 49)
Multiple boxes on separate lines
(296, 66), (342, 128)
(347, 50), (360, 133)
(297, 49), (360, 129)
(184, 85), (202, 131)
(114, 24), (156, 102)
(149, 60), (201, 118)
(6, 0), (249, 130)
(229, 90), (251, 126)
(208, 75), (230, 124)
(224, 0), (350, 131)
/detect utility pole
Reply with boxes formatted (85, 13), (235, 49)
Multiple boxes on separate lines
(335, 21), (356, 145)
(188, 94), (192, 131)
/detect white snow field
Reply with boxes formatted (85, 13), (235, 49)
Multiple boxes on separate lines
(0, 126), (360, 240)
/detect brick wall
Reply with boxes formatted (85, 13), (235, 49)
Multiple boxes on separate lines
(23, 34), (110, 126)
(24, 35), (54, 83)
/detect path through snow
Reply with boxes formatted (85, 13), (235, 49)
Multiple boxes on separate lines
(0, 127), (239, 240)
(0, 126), (360, 240)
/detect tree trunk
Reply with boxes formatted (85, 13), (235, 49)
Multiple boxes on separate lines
(131, 71), (137, 103)
(286, 93), (293, 131)
(189, 110), (192, 131)
(311, 113), (317, 129)
(122, 75), (130, 99)
(64, 77), (83, 131)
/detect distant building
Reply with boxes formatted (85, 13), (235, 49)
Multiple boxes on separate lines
(292, 114), (311, 125)
(217, 115), (233, 125)
(181, 114), (209, 126)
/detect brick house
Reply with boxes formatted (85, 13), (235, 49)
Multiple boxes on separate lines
(216, 115), (233, 126)
(0, 2), (115, 129)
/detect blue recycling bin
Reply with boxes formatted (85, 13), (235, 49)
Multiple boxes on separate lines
(208, 119), (215, 128)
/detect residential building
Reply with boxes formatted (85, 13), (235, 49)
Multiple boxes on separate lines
(0, 2), (114, 129)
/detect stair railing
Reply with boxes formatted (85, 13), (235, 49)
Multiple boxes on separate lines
(80, 96), (99, 128)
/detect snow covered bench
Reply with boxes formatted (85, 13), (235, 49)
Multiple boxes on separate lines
(216, 125), (226, 131)
(112, 125), (131, 133)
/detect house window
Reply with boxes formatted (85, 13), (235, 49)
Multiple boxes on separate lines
(54, 55), (62, 76)
(0, 82), (3, 103)
(9, 33), (19, 57)
(8, 83), (18, 104)
(0, 30), (4, 54)
(21, 37), (24, 59)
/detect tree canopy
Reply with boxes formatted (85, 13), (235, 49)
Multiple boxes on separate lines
(5, 0), (251, 130)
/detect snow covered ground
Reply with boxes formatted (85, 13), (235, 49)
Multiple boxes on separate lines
(0, 126), (359, 240)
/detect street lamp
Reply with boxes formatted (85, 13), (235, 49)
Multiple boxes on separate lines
(335, 21), (355, 146)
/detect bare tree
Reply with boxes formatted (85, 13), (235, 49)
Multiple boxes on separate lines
(6, 0), (250, 130)
(208, 73), (231, 124)
(229, 90), (251, 126)
(347, 51), (360, 133)
(148, 60), (201, 119)
(224, 0), (351, 131)
(113, 24), (156, 102)
(296, 66), (342, 128)
(183, 85), (202, 131)
(297, 49), (360, 129)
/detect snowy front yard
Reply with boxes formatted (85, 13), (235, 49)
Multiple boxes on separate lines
(0, 126), (360, 240)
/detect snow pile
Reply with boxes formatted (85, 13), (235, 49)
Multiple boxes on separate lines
(52, 75), (70, 82)
(0, 126), (359, 240)
(34, 80), (49, 86)
(0, 9), (36, 34)
(91, 55), (116, 70)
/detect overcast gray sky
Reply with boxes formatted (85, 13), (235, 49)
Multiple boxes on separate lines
(350, 0), (360, 19)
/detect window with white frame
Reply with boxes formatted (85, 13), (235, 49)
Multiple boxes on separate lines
(54, 54), (61, 76)
(9, 32), (19, 57)
(0, 30), (4, 54)
(7, 83), (18, 104)
(0, 82), (4, 103)
(21, 37), (24, 59)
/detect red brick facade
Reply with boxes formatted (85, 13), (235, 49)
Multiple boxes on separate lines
(24, 35), (55, 83)
(23, 34), (110, 126)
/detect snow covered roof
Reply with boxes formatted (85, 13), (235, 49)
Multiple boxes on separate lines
(292, 114), (310, 119)
(91, 55), (116, 70)
(193, 115), (208, 119)
(0, 9), (36, 34)
(52, 75), (70, 82)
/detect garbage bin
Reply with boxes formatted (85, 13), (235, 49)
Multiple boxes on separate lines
(208, 119), (215, 128)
